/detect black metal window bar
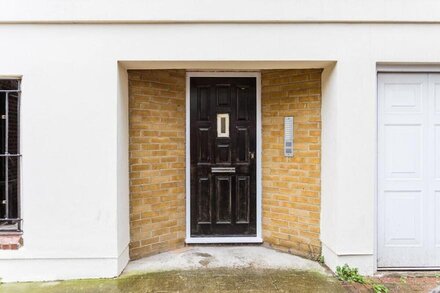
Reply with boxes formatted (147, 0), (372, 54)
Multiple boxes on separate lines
(0, 79), (21, 232)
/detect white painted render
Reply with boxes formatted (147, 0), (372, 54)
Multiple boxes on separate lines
(1, 11), (440, 280)
(2, 0), (440, 23)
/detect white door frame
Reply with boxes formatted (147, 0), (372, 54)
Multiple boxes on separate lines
(376, 65), (440, 270)
(185, 71), (263, 244)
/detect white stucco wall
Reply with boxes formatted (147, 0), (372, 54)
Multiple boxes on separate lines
(1, 5), (440, 280)
(2, 0), (440, 23)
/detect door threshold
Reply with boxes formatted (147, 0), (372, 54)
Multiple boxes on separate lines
(185, 237), (263, 244)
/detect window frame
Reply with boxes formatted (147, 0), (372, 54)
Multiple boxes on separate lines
(0, 79), (22, 232)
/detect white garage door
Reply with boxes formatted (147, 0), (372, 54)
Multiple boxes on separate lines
(378, 73), (440, 268)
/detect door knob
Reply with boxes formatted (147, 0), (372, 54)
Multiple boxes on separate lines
(249, 152), (255, 160)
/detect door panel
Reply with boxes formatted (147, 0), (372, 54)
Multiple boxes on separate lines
(436, 126), (440, 179)
(378, 73), (440, 268)
(435, 191), (440, 247)
(383, 83), (423, 113)
(434, 83), (440, 113)
(384, 125), (422, 179)
(237, 86), (250, 120)
(197, 86), (210, 121)
(431, 75), (440, 265)
(197, 177), (211, 224)
(236, 127), (249, 163)
(216, 86), (231, 106)
(236, 176), (250, 223)
(215, 176), (232, 223)
(383, 191), (423, 246)
(190, 77), (256, 237)
(197, 128), (211, 163)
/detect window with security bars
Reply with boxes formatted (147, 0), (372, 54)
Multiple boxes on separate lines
(0, 79), (21, 231)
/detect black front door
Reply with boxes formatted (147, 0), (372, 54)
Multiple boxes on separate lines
(190, 77), (257, 237)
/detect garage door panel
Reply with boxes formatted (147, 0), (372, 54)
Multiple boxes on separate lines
(436, 126), (440, 180)
(384, 125), (422, 180)
(434, 83), (440, 113)
(384, 191), (423, 246)
(382, 181), (423, 192)
(383, 115), (424, 125)
(384, 83), (423, 114)
(436, 191), (440, 248)
(431, 76), (440, 264)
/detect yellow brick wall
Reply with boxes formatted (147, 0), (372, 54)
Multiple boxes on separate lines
(261, 69), (322, 259)
(128, 70), (186, 260)
(128, 69), (321, 260)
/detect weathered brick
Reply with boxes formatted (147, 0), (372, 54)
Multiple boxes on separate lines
(0, 234), (23, 250)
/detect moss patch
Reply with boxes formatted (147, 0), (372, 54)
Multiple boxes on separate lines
(0, 268), (345, 293)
